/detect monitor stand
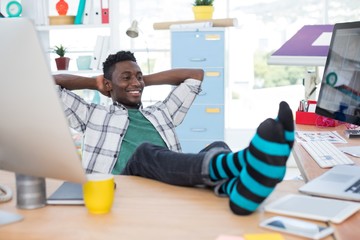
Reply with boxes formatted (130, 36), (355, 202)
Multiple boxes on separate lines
(15, 174), (46, 209)
(0, 173), (46, 227)
(0, 210), (23, 226)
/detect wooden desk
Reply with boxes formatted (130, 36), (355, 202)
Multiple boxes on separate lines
(293, 123), (360, 240)
(0, 170), (328, 240)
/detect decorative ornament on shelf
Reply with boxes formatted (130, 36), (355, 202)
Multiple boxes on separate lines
(192, 0), (214, 20)
(54, 45), (70, 71)
(49, 0), (74, 25)
(56, 0), (69, 15)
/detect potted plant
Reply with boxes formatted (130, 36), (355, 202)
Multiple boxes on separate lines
(54, 44), (70, 70)
(192, 0), (214, 20)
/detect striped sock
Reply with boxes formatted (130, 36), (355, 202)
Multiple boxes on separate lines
(276, 101), (295, 148)
(209, 101), (294, 182)
(209, 101), (294, 215)
(209, 151), (245, 181)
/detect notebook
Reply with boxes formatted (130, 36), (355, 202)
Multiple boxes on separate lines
(47, 182), (84, 205)
(299, 165), (360, 202)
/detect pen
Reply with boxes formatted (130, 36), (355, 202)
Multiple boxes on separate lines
(307, 87), (317, 99)
(303, 100), (308, 112)
(298, 100), (304, 112)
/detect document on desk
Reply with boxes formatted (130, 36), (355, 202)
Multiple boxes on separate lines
(295, 130), (347, 143)
(47, 182), (84, 205)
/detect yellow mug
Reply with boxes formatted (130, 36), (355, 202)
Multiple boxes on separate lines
(83, 173), (115, 214)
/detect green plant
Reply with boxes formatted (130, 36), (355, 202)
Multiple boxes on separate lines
(193, 0), (214, 6)
(54, 44), (67, 58)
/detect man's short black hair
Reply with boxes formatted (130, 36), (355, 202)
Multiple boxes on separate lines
(103, 51), (137, 81)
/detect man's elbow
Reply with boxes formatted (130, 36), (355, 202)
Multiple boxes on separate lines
(193, 69), (204, 81)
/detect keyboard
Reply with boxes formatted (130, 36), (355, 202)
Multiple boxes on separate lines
(300, 141), (354, 168)
(344, 129), (360, 138)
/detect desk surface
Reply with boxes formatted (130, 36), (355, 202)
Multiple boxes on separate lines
(0, 171), (325, 240)
(293, 123), (360, 240)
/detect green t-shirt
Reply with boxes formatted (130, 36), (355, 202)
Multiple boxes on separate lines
(112, 109), (167, 174)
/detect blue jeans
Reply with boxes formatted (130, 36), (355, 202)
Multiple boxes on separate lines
(121, 141), (231, 187)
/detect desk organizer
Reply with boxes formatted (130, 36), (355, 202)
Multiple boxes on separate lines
(295, 100), (339, 126)
(296, 111), (319, 125)
(295, 111), (338, 127)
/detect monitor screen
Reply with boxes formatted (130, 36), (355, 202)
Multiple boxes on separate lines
(316, 21), (360, 125)
(0, 18), (86, 184)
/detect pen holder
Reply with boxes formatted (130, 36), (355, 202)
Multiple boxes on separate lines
(295, 111), (318, 125)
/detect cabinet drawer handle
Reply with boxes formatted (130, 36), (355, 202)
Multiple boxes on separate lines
(205, 71), (220, 77)
(206, 108), (221, 113)
(205, 34), (221, 41)
(189, 58), (206, 62)
(190, 128), (207, 132)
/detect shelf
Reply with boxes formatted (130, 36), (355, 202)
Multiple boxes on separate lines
(36, 24), (110, 31)
(153, 18), (238, 30)
(52, 70), (102, 75)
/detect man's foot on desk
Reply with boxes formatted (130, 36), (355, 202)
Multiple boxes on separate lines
(209, 101), (294, 180)
(209, 101), (295, 215)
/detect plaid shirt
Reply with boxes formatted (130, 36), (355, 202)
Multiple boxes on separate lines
(57, 79), (202, 173)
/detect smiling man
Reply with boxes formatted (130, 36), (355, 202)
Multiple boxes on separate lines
(55, 51), (204, 174)
(54, 51), (295, 215)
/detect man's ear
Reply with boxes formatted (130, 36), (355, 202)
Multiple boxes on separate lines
(104, 78), (112, 91)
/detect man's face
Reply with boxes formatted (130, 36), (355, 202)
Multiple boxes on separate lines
(110, 60), (145, 108)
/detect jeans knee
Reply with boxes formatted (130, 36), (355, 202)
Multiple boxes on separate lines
(212, 141), (230, 150)
(200, 141), (231, 153)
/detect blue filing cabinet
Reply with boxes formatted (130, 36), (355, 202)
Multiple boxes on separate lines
(171, 28), (225, 153)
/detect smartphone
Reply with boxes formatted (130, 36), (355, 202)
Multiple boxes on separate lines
(260, 216), (333, 239)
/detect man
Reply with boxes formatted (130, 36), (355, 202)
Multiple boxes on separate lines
(54, 51), (295, 215)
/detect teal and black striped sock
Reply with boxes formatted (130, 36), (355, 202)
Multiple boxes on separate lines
(209, 101), (294, 182)
(276, 101), (295, 148)
(209, 151), (245, 181)
(209, 101), (294, 215)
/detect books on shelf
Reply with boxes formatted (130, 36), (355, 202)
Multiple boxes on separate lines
(91, 35), (110, 70)
(101, 0), (109, 24)
(78, 0), (109, 25)
(74, 0), (86, 24)
(4, 0), (109, 26)
(100, 36), (110, 67)
(93, 0), (102, 24)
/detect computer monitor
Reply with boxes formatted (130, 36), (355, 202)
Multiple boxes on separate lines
(0, 18), (87, 183)
(316, 20), (360, 125)
(316, 21), (360, 156)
